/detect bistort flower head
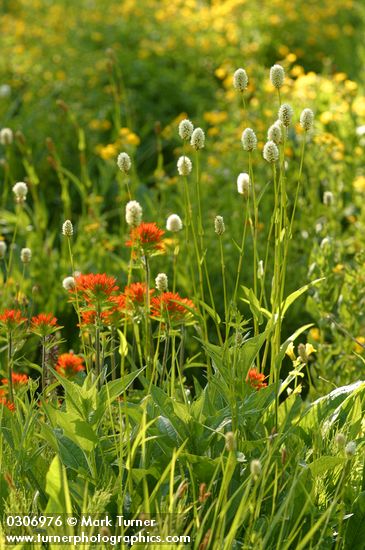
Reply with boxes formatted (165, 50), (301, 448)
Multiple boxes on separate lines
(270, 64), (285, 89)
(263, 141), (279, 163)
(117, 151), (132, 173)
(151, 292), (195, 325)
(0, 241), (7, 259)
(127, 222), (165, 254)
(178, 118), (194, 141)
(300, 108), (314, 131)
(13, 181), (28, 203)
(56, 353), (85, 378)
(267, 122), (282, 144)
(190, 128), (205, 150)
(166, 214), (183, 232)
(323, 191), (334, 206)
(241, 128), (257, 151)
(0, 128), (13, 145)
(246, 368), (267, 390)
(62, 276), (76, 290)
(233, 68), (248, 92)
(177, 156), (192, 176)
(155, 273), (168, 292)
(62, 220), (73, 237)
(126, 200), (143, 228)
(237, 173), (250, 196)
(278, 104), (294, 127)
(20, 248), (32, 263)
(30, 313), (59, 337)
(250, 459), (262, 478)
(214, 216), (225, 236)
(345, 441), (357, 457)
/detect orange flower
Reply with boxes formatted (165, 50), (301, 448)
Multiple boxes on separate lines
(0, 309), (26, 331)
(124, 282), (154, 308)
(151, 292), (195, 324)
(103, 294), (127, 326)
(0, 398), (15, 412)
(126, 222), (165, 254)
(246, 368), (267, 390)
(31, 313), (59, 337)
(74, 273), (119, 305)
(55, 353), (85, 378)
(1, 373), (29, 387)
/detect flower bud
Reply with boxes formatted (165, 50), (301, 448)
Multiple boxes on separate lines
(0, 128), (13, 145)
(13, 181), (28, 203)
(178, 119), (194, 141)
(166, 214), (183, 232)
(117, 152), (132, 173)
(250, 459), (262, 478)
(62, 276), (76, 291)
(155, 273), (168, 292)
(177, 155), (192, 176)
(225, 431), (236, 452)
(278, 104), (294, 127)
(0, 241), (7, 259)
(300, 108), (314, 132)
(237, 172), (250, 196)
(190, 128), (205, 150)
(20, 247), (32, 263)
(323, 191), (334, 206)
(62, 220), (73, 237)
(297, 343), (308, 363)
(233, 68), (248, 92)
(335, 433), (346, 448)
(263, 140), (279, 163)
(125, 200), (142, 228)
(270, 64), (285, 89)
(345, 441), (356, 457)
(241, 128), (257, 151)
(214, 215), (225, 236)
(257, 260), (264, 279)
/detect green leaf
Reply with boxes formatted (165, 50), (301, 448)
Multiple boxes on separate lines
(45, 456), (73, 518)
(118, 329), (128, 357)
(344, 491), (365, 549)
(280, 278), (324, 317)
(308, 456), (346, 477)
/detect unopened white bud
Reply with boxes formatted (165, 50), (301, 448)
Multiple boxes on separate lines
(62, 220), (73, 237)
(250, 459), (262, 478)
(155, 273), (168, 292)
(263, 140), (279, 163)
(0, 128), (13, 145)
(178, 119), (194, 141)
(190, 128), (205, 150)
(237, 173), (250, 196)
(270, 64), (285, 89)
(214, 215), (225, 236)
(335, 433), (346, 448)
(0, 241), (7, 258)
(117, 152), (132, 173)
(233, 68), (248, 92)
(241, 128), (257, 151)
(258, 260), (264, 279)
(62, 276), (76, 290)
(177, 156), (192, 176)
(345, 441), (356, 457)
(125, 200), (143, 228)
(166, 214), (183, 232)
(20, 247), (32, 263)
(278, 104), (294, 127)
(13, 181), (28, 203)
(323, 191), (334, 206)
(300, 108), (314, 131)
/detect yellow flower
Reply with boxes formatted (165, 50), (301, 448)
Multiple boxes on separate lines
(285, 342), (296, 361)
(332, 264), (345, 274)
(354, 337), (365, 354)
(309, 328), (320, 341)
(353, 176), (365, 193)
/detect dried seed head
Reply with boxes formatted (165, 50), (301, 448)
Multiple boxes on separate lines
(278, 103), (294, 127)
(13, 181), (28, 203)
(62, 276), (76, 291)
(263, 140), (279, 163)
(177, 155), (192, 176)
(155, 273), (168, 292)
(190, 127), (205, 150)
(166, 214), (183, 232)
(300, 108), (314, 131)
(62, 219), (73, 237)
(125, 200), (143, 228)
(267, 122), (282, 144)
(20, 247), (32, 263)
(225, 431), (236, 452)
(270, 64), (285, 89)
(233, 68), (248, 92)
(241, 128), (257, 151)
(335, 433), (346, 448)
(0, 241), (7, 259)
(214, 215), (225, 236)
(250, 459), (262, 478)
(0, 128), (13, 145)
(178, 118), (194, 141)
(345, 441), (356, 457)
(117, 152), (132, 173)
(323, 191), (334, 206)
(237, 172), (250, 196)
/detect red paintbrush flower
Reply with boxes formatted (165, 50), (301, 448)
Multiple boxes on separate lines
(246, 368), (267, 390)
(73, 273), (119, 306)
(55, 353), (85, 378)
(0, 398), (15, 412)
(0, 309), (26, 331)
(31, 313), (59, 337)
(102, 294), (127, 326)
(125, 282), (154, 306)
(1, 373), (29, 387)
(151, 292), (195, 324)
(126, 222), (165, 254)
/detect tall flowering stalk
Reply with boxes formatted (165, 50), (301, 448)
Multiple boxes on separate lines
(30, 313), (60, 392)
(0, 310), (27, 403)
